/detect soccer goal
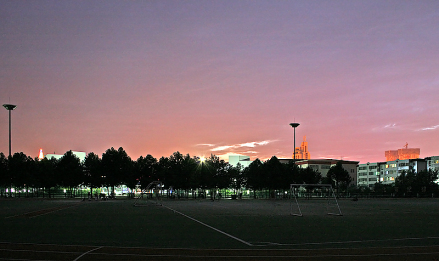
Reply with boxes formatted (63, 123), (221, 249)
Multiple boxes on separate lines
(133, 181), (163, 207)
(290, 184), (342, 216)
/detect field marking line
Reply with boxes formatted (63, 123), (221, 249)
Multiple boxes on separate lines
(161, 205), (253, 246)
(0, 248), (83, 254)
(250, 236), (439, 247)
(85, 251), (439, 259)
(73, 246), (103, 261)
(5, 202), (83, 219)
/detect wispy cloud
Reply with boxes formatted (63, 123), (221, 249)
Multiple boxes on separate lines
(210, 140), (274, 152)
(196, 143), (215, 147)
(384, 123), (397, 129)
(372, 123), (399, 132)
(210, 145), (234, 151)
(419, 125), (439, 131)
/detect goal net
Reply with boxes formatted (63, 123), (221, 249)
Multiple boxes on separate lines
(290, 184), (342, 216)
(133, 181), (163, 207)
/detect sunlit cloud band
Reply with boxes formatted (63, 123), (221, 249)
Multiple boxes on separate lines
(204, 140), (275, 152)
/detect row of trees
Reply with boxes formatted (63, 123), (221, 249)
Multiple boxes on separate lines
(371, 169), (439, 196)
(0, 147), (351, 198)
(2, 147), (436, 198)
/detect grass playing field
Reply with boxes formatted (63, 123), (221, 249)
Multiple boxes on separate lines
(1, 197), (439, 260)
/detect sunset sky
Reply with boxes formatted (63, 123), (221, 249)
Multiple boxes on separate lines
(1, 0), (438, 163)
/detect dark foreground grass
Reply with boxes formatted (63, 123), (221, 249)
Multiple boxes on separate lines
(1, 197), (439, 250)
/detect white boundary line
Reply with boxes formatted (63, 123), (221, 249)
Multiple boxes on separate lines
(3, 238), (439, 250)
(5, 203), (82, 219)
(3, 245), (439, 259)
(250, 236), (439, 247)
(73, 246), (103, 261)
(2, 241), (439, 259)
(161, 204), (253, 246)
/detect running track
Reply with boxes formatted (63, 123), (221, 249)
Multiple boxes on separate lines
(1, 242), (439, 260)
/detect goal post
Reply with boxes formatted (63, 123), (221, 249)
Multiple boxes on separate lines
(289, 184), (342, 216)
(133, 181), (163, 207)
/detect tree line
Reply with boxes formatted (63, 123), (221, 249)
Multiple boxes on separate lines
(1, 147), (436, 199)
(0, 147), (344, 198)
(372, 169), (439, 197)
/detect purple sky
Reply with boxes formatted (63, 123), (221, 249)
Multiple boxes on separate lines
(1, 0), (438, 163)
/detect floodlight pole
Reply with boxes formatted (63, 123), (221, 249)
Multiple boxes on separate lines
(290, 123), (300, 162)
(3, 104), (17, 157)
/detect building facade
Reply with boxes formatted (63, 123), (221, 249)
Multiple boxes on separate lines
(357, 158), (428, 188)
(426, 156), (439, 172)
(295, 159), (359, 185)
(357, 162), (381, 188)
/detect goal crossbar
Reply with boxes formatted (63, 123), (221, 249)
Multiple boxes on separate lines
(290, 184), (342, 217)
(133, 181), (163, 207)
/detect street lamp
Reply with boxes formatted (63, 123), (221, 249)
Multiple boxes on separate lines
(3, 104), (17, 157)
(289, 123), (300, 162)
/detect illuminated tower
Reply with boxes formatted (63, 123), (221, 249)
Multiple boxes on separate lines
(38, 148), (44, 160)
(293, 136), (311, 160)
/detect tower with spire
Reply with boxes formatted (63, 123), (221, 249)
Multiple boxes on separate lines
(293, 136), (311, 160)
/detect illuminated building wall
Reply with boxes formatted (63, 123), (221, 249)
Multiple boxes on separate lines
(357, 158), (428, 188)
(228, 155), (252, 168)
(295, 159), (359, 185)
(45, 151), (86, 162)
(427, 156), (439, 172)
(385, 143), (420, 161)
(357, 162), (382, 188)
(293, 136), (311, 160)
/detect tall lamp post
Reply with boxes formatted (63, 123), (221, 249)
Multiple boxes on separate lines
(289, 123), (300, 162)
(3, 104), (17, 157)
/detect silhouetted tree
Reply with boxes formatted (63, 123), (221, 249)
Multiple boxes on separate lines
(244, 159), (264, 199)
(263, 156), (287, 197)
(56, 151), (83, 196)
(8, 152), (35, 196)
(166, 152), (196, 195)
(101, 147), (132, 197)
(395, 169), (438, 196)
(83, 152), (102, 198)
(300, 167), (322, 185)
(205, 155), (229, 199)
(285, 160), (301, 185)
(326, 162), (352, 192)
(414, 169), (438, 195)
(156, 156), (170, 186)
(0, 153), (9, 196)
(229, 163), (245, 196)
(36, 157), (58, 198)
(135, 154), (157, 190)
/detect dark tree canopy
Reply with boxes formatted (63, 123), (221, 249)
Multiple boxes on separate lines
(4, 146), (438, 199)
(395, 169), (438, 195)
(326, 162), (352, 191)
(56, 150), (83, 189)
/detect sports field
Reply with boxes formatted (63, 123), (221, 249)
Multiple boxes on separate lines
(1, 197), (439, 260)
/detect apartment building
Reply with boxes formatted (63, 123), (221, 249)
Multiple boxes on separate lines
(357, 158), (428, 187)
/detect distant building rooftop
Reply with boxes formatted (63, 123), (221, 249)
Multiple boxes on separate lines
(385, 143), (420, 161)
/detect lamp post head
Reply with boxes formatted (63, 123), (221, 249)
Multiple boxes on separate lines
(289, 123), (300, 128)
(3, 104), (17, 111)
